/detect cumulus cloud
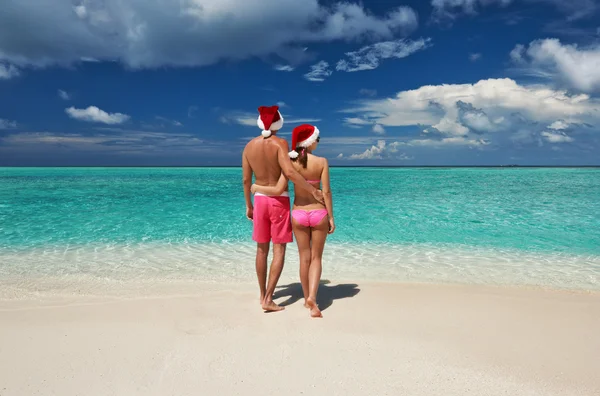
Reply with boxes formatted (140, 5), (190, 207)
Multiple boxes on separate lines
(372, 124), (386, 134)
(541, 130), (574, 143)
(347, 139), (414, 160)
(304, 61), (333, 82)
(0, 118), (17, 129)
(548, 120), (569, 130)
(65, 106), (130, 124)
(510, 38), (600, 93)
(343, 78), (600, 138)
(0, 63), (20, 79)
(349, 140), (391, 159)
(336, 38), (431, 72)
(58, 90), (71, 100)
(457, 101), (504, 133)
(0, 1), (418, 74)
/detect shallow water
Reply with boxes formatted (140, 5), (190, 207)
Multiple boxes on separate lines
(1, 167), (599, 294)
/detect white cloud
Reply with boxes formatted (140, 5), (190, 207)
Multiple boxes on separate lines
(548, 120), (569, 130)
(347, 139), (414, 160)
(510, 38), (600, 92)
(304, 61), (332, 82)
(274, 65), (294, 72)
(0, 129), (233, 157)
(348, 118), (371, 126)
(510, 44), (525, 62)
(372, 124), (385, 134)
(541, 131), (574, 143)
(220, 112), (256, 127)
(188, 106), (198, 118)
(342, 78), (600, 138)
(336, 38), (431, 72)
(221, 111), (320, 127)
(344, 117), (372, 127)
(155, 116), (183, 127)
(58, 90), (71, 100)
(0, 118), (17, 129)
(287, 118), (322, 124)
(0, 1), (418, 74)
(359, 89), (377, 97)
(431, 0), (512, 20)
(0, 63), (20, 79)
(348, 140), (389, 159)
(65, 106), (130, 124)
(431, 0), (597, 22)
(402, 137), (490, 147)
(276, 101), (288, 108)
(469, 53), (482, 61)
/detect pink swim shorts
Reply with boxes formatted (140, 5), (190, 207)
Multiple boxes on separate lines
(252, 194), (293, 244)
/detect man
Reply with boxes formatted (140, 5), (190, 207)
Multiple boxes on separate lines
(242, 105), (324, 312)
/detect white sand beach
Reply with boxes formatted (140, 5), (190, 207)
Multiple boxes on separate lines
(1, 281), (599, 396)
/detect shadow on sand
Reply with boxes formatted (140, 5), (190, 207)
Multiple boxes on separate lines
(272, 280), (360, 311)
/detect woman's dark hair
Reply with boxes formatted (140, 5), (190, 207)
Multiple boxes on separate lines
(292, 147), (308, 168)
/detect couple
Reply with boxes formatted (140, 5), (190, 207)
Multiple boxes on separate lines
(242, 105), (335, 318)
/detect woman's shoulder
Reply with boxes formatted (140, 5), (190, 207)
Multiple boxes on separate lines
(308, 153), (328, 164)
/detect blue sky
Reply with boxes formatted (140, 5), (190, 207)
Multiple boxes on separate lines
(1, 0), (599, 166)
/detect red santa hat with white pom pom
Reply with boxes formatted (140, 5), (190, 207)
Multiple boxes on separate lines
(289, 124), (320, 158)
(257, 105), (284, 138)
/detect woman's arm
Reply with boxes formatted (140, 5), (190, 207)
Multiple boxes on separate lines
(321, 158), (335, 234)
(251, 173), (288, 196)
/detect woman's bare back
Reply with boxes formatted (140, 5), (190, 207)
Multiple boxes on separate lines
(292, 153), (325, 210)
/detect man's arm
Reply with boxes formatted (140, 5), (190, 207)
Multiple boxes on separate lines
(275, 140), (324, 204)
(242, 148), (253, 218)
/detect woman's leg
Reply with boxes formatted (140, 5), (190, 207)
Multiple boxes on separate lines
(306, 216), (329, 318)
(292, 218), (312, 305)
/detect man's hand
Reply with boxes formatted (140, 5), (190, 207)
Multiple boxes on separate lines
(246, 206), (253, 221)
(312, 188), (325, 205)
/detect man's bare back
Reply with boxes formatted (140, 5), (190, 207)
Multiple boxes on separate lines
(243, 135), (290, 191)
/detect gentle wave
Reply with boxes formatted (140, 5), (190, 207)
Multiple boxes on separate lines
(1, 242), (598, 299)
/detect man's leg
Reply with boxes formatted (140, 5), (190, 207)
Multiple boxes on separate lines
(255, 242), (269, 304)
(262, 243), (286, 312)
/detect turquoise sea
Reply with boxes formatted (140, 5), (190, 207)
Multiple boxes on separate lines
(1, 167), (599, 296)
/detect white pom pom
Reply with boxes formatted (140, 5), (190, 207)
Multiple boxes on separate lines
(288, 150), (298, 158)
(262, 130), (272, 138)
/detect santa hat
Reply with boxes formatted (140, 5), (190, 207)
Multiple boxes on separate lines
(257, 105), (284, 138)
(289, 124), (320, 158)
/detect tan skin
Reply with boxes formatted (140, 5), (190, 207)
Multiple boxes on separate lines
(242, 131), (324, 313)
(251, 139), (334, 318)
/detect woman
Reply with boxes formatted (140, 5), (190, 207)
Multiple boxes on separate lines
(251, 124), (335, 318)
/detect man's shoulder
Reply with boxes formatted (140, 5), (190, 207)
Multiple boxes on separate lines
(243, 136), (261, 150)
(271, 135), (289, 149)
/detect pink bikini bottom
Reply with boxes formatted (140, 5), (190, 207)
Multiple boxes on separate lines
(291, 209), (328, 228)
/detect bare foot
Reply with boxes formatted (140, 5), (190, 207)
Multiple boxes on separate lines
(303, 299), (310, 309)
(306, 298), (322, 318)
(262, 300), (284, 312)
